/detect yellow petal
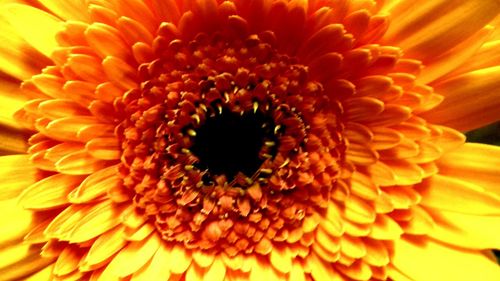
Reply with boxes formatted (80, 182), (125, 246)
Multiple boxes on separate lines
(336, 260), (372, 281)
(269, 246), (292, 274)
(437, 143), (500, 196)
(123, 222), (155, 242)
(418, 174), (500, 215)
(18, 173), (84, 210)
(391, 237), (500, 281)
(0, 197), (33, 246)
(53, 246), (81, 276)
(101, 233), (161, 278)
(0, 79), (28, 129)
(421, 66), (500, 132)
(185, 263), (205, 281)
(369, 214), (403, 240)
(68, 164), (120, 203)
(340, 235), (366, 259)
(1, 4), (61, 58)
(69, 201), (126, 243)
(305, 252), (342, 281)
(289, 260), (306, 281)
(0, 243), (54, 280)
(384, 0), (500, 62)
(169, 244), (192, 274)
(0, 17), (43, 80)
(81, 226), (127, 271)
(203, 257), (226, 281)
(363, 238), (390, 266)
(0, 154), (38, 200)
(192, 250), (215, 268)
(250, 256), (286, 281)
(350, 171), (381, 200)
(38, 0), (90, 22)
(44, 205), (90, 240)
(24, 264), (54, 281)
(428, 208), (500, 250)
(131, 243), (172, 281)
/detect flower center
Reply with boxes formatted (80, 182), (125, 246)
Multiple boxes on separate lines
(189, 108), (277, 183)
(117, 28), (346, 254)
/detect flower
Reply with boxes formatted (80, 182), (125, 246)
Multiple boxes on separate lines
(0, 0), (499, 280)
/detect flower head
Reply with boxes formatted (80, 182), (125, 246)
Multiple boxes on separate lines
(0, 0), (499, 280)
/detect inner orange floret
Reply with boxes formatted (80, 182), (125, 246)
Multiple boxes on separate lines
(117, 26), (346, 255)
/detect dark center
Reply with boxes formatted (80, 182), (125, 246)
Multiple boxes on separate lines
(190, 108), (275, 181)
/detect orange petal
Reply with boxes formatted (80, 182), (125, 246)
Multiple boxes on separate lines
(55, 150), (110, 175)
(116, 16), (154, 45)
(85, 23), (130, 60)
(85, 137), (121, 160)
(38, 99), (90, 119)
(343, 97), (384, 123)
(149, 0), (181, 23)
(391, 237), (500, 281)
(346, 143), (379, 166)
(417, 26), (494, 84)
(108, 0), (158, 33)
(421, 66), (500, 132)
(383, 0), (500, 62)
(44, 116), (99, 142)
(102, 55), (138, 89)
(66, 54), (106, 83)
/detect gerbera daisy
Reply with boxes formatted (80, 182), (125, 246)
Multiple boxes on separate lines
(0, 0), (499, 280)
